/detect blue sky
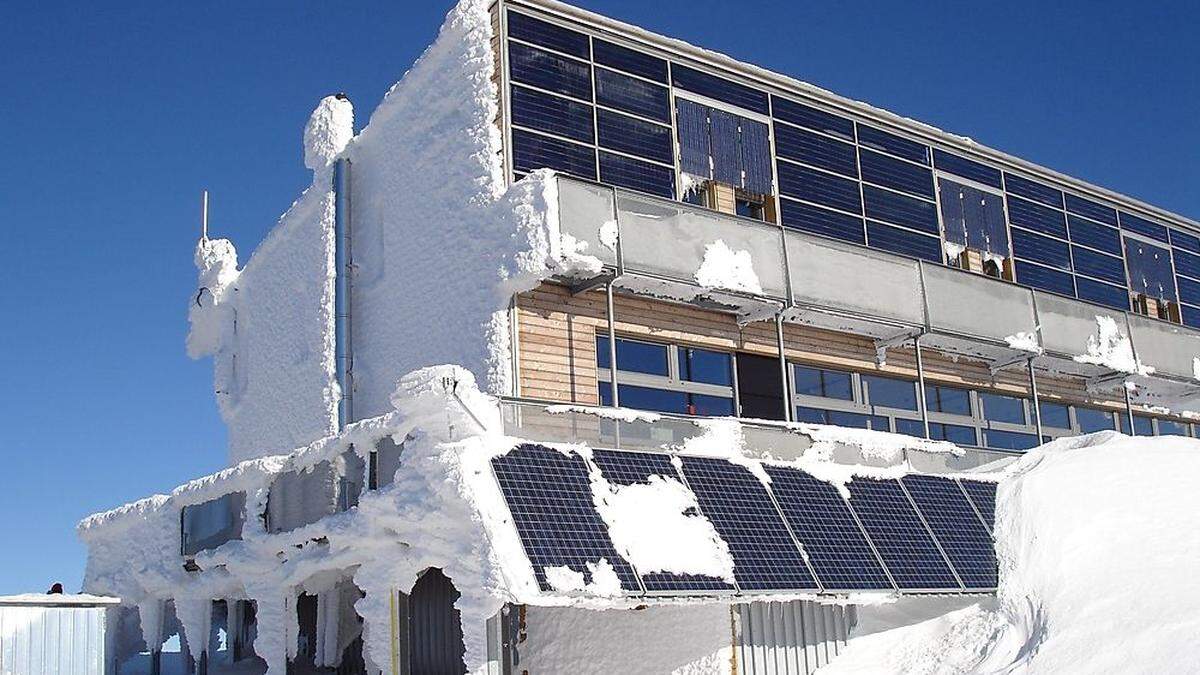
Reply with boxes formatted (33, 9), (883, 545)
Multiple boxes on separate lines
(1, 0), (1195, 594)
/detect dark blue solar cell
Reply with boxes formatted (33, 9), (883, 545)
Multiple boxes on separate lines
(1176, 276), (1200, 306)
(780, 198), (865, 244)
(773, 122), (858, 177)
(592, 39), (667, 82)
(863, 186), (939, 234)
(777, 161), (862, 213)
(676, 99), (710, 177)
(702, 108), (737, 186)
(1173, 249), (1200, 279)
(671, 65), (769, 114)
(677, 456), (818, 591)
(1171, 229), (1200, 254)
(596, 109), (673, 164)
(901, 476), (997, 589)
(1183, 304), (1200, 329)
(771, 96), (854, 140)
(1120, 212), (1170, 243)
(1012, 228), (1071, 270)
(859, 149), (934, 199)
(512, 129), (596, 179)
(510, 85), (594, 143)
(509, 42), (592, 101)
(1015, 261), (1075, 296)
(1007, 196), (1068, 239)
(958, 480), (997, 532)
(764, 466), (894, 591)
(867, 221), (942, 262)
(1125, 237), (1176, 301)
(1071, 246), (1126, 285)
(599, 152), (675, 199)
(741, 118), (773, 195)
(856, 126), (929, 164)
(1068, 215), (1122, 255)
(1004, 173), (1063, 209)
(595, 68), (670, 122)
(507, 11), (590, 58)
(1065, 194), (1118, 226)
(589, 450), (732, 593)
(1074, 276), (1129, 311)
(939, 178), (1009, 256)
(492, 445), (641, 593)
(844, 478), (960, 590)
(932, 149), (1001, 188)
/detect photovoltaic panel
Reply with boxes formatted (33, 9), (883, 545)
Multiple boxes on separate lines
(763, 466), (894, 590)
(510, 85), (594, 143)
(677, 456), (819, 591)
(1012, 228), (1071, 270)
(845, 478), (960, 590)
(507, 11), (590, 59)
(866, 221), (942, 263)
(1014, 261), (1075, 296)
(595, 68), (671, 122)
(1075, 276), (1129, 311)
(676, 99), (710, 178)
(859, 150), (934, 199)
(508, 43), (593, 101)
(1069, 215), (1122, 256)
(599, 152), (675, 199)
(1007, 196), (1068, 239)
(771, 96), (855, 140)
(512, 129), (597, 179)
(590, 449), (733, 593)
(773, 123), (858, 177)
(592, 38), (668, 83)
(862, 185), (939, 234)
(710, 109), (742, 187)
(1173, 249), (1200, 279)
(932, 149), (1002, 188)
(901, 476), (998, 589)
(1072, 246), (1127, 285)
(672, 65), (769, 115)
(777, 161), (863, 213)
(596, 109), (673, 164)
(856, 125), (929, 165)
(741, 119), (774, 195)
(1004, 173), (1064, 209)
(779, 198), (865, 244)
(1171, 229), (1200, 255)
(1065, 193), (1118, 226)
(958, 480), (997, 532)
(492, 444), (641, 593)
(1120, 212), (1170, 243)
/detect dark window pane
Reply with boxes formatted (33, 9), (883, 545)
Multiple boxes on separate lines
(510, 86), (594, 143)
(1076, 407), (1115, 433)
(596, 109), (673, 164)
(895, 418), (923, 437)
(771, 97), (854, 140)
(1038, 402), (1070, 429)
(1120, 212), (1170, 243)
(1173, 249), (1200, 279)
(592, 39), (667, 82)
(676, 99), (710, 177)
(857, 125), (929, 164)
(1007, 196), (1068, 239)
(773, 123), (858, 177)
(709, 109), (741, 186)
(1170, 229), (1200, 254)
(595, 335), (669, 375)
(1004, 173), (1063, 209)
(986, 430), (1039, 451)
(512, 129), (596, 178)
(863, 375), (917, 410)
(1125, 237), (1176, 301)
(1075, 277), (1129, 311)
(866, 222), (942, 262)
(509, 43), (592, 100)
(1065, 194), (1118, 226)
(777, 162), (862, 213)
(688, 394), (735, 417)
(683, 348), (732, 386)
(938, 424), (978, 445)
(859, 149), (934, 199)
(1118, 414), (1155, 436)
(1016, 261), (1075, 296)
(1012, 228), (1071, 270)
(741, 118), (773, 195)
(796, 408), (886, 430)
(939, 179), (1009, 257)
(600, 384), (687, 414)
(1069, 216), (1122, 255)
(507, 11), (590, 58)
(672, 65), (769, 114)
(925, 385), (971, 415)
(599, 152), (675, 198)
(1157, 419), (1190, 437)
(980, 393), (1026, 424)
(1176, 276), (1200, 306)
(863, 186), (939, 233)
(793, 365), (853, 400)
(932, 149), (1001, 188)
(1071, 247), (1126, 285)
(827, 410), (876, 429)
(780, 198), (865, 243)
(595, 68), (670, 122)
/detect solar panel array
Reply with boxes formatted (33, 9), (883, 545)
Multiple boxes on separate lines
(492, 444), (999, 596)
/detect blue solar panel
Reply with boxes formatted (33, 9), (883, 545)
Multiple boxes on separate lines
(1072, 246), (1126, 285)
(512, 129), (597, 179)
(1012, 228), (1071, 270)
(592, 39), (668, 83)
(507, 11), (590, 58)
(777, 161), (862, 213)
(1069, 215), (1122, 255)
(901, 476), (997, 589)
(510, 85), (594, 143)
(958, 480), (997, 532)
(863, 186), (939, 234)
(1007, 196), (1068, 239)
(672, 65), (769, 114)
(859, 149), (934, 199)
(1183, 304), (1200, 329)
(779, 198), (865, 244)
(741, 119), (773, 195)
(1176, 276), (1200, 306)
(595, 68), (670, 122)
(1120, 212), (1170, 243)
(492, 445), (641, 593)
(1074, 276), (1129, 310)
(1065, 194), (1118, 226)
(771, 96), (855, 140)
(1004, 173), (1063, 209)
(599, 152), (675, 199)
(1015, 261), (1075, 296)
(676, 99), (710, 178)
(710, 109), (741, 186)
(596, 109), (673, 164)
(677, 456), (818, 591)
(844, 478), (960, 590)
(590, 449), (733, 593)
(1171, 229), (1200, 255)
(866, 221), (942, 262)
(857, 126), (929, 164)
(932, 149), (1001, 188)
(763, 467), (893, 591)
(509, 42), (592, 101)
(773, 123), (858, 177)
(1173, 249), (1200, 279)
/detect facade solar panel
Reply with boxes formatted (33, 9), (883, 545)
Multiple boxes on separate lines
(901, 476), (998, 589)
(509, 42), (593, 101)
(741, 119), (774, 195)
(773, 123), (858, 177)
(859, 150), (934, 199)
(1125, 237), (1177, 301)
(671, 64), (769, 115)
(1120, 212), (1170, 243)
(1072, 246), (1127, 285)
(862, 186), (939, 234)
(856, 125), (929, 164)
(1068, 215), (1122, 255)
(1012, 228), (1071, 270)
(1007, 196), (1068, 239)
(512, 129), (597, 179)
(596, 109), (673, 164)
(1075, 276), (1130, 310)
(1173, 249), (1200, 279)
(1015, 261), (1075, 296)
(777, 162), (862, 214)
(1065, 193), (1118, 226)
(510, 85), (594, 143)
(932, 149), (1002, 188)
(710, 109), (742, 186)
(1171, 229), (1200, 254)
(771, 96), (855, 140)
(595, 68), (671, 122)
(1004, 173), (1064, 209)
(507, 11), (590, 58)
(1183, 305), (1200, 329)
(763, 466), (893, 591)
(492, 445), (641, 593)
(1175, 276), (1200, 306)
(599, 152), (675, 199)
(592, 38), (668, 82)
(844, 478), (960, 590)
(780, 199), (865, 243)
(676, 99), (710, 177)
(677, 456), (818, 591)
(866, 222), (941, 263)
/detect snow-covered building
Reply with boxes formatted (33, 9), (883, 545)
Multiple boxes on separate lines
(78, 0), (1200, 673)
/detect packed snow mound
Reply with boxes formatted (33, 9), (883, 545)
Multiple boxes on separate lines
(303, 94), (354, 170)
(824, 431), (1200, 674)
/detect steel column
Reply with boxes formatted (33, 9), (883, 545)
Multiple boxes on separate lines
(1124, 382), (1137, 435)
(914, 335), (931, 439)
(776, 312), (792, 422)
(1028, 358), (1043, 439)
(606, 279), (619, 408)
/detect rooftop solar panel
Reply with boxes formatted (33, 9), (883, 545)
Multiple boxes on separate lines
(845, 477), (961, 590)
(901, 476), (998, 589)
(677, 456), (819, 591)
(591, 449), (733, 593)
(491, 444), (641, 593)
(763, 466), (894, 591)
(958, 480), (997, 533)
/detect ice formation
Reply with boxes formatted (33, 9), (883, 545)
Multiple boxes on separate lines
(1074, 315), (1152, 376)
(1004, 330), (1043, 355)
(694, 239), (764, 295)
(303, 95), (354, 171)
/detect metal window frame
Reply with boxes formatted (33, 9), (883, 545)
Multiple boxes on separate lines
(595, 333), (737, 406)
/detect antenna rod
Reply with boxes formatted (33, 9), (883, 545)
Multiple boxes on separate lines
(201, 190), (209, 241)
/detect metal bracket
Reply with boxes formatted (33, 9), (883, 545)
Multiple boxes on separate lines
(989, 352), (1033, 376)
(874, 329), (922, 366)
(1086, 371), (1132, 392)
(569, 272), (615, 296)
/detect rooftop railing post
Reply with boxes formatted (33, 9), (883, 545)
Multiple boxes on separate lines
(606, 278), (619, 408)
(776, 312), (792, 422)
(1028, 358), (1043, 440)
(1124, 381), (1137, 435)
(914, 335), (931, 440)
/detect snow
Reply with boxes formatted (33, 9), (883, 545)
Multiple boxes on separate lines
(545, 404), (662, 423)
(694, 239), (764, 295)
(543, 560), (622, 597)
(302, 95), (353, 171)
(0, 593), (120, 606)
(1074, 315), (1152, 376)
(825, 431), (1200, 674)
(1004, 330), (1042, 354)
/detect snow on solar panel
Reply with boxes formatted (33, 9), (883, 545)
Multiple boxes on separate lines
(763, 466), (894, 591)
(845, 477), (961, 590)
(491, 444), (641, 593)
(901, 475), (998, 589)
(677, 456), (818, 591)
(959, 479), (997, 532)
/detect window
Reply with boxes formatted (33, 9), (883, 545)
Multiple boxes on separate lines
(862, 375), (918, 410)
(682, 347), (733, 386)
(793, 365), (853, 400)
(980, 393), (1027, 425)
(596, 335), (669, 375)
(1076, 407), (1116, 433)
(939, 178), (1010, 268)
(796, 407), (889, 430)
(896, 418), (977, 445)
(1118, 414), (1155, 436)
(597, 336), (736, 417)
(924, 384), (972, 416)
(1125, 237), (1177, 303)
(1038, 402), (1071, 429)
(736, 196), (766, 221)
(676, 99), (773, 196)
(985, 429), (1039, 451)
(1157, 419), (1191, 437)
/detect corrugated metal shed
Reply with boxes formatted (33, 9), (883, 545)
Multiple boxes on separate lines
(0, 594), (119, 675)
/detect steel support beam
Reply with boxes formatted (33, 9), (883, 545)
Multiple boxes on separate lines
(776, 312), (792, 422)
(1027, 359), (1043, 440)
(914, 335), (931, 439)
(606, 279), (619, 408)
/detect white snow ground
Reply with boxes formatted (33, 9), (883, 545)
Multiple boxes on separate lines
(825, 431), (1200, 674)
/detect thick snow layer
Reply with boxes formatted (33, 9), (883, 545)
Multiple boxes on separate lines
(825, 431), (1200, 674)
(1074, 315), (1152, 376)
(303, 95), (353, 171)
(694, 239), (764, 295)
(1003, 330), (1042, 354)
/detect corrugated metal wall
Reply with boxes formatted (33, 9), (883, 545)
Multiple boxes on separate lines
(0, 605), (108, 675)
(734, 601), (855, 675)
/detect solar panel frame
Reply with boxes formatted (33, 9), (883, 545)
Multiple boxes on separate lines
(900, 475), (998, 590)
